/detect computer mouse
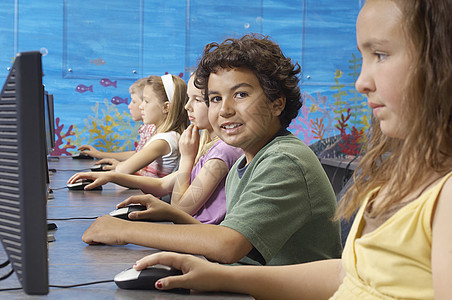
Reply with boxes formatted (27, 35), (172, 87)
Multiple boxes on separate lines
(67, 179), (102, 190)
(109, 205), (147, 220)
(72, 152), (93, 159)
(114, 265), (188, 293)
(90, 163), (110, 172)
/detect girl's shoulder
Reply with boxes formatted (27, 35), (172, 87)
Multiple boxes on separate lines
(439, 171), (452, 199)
(209, 140), (242, 154)
(151, 131), (180, 140)
(204, 140), (243, 164)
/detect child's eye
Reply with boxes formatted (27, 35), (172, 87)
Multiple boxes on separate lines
(235, 92), (248, 99)
(209, 96), (222, 103)
(375, 52), (388, 62)
(195, 97), (204, 102)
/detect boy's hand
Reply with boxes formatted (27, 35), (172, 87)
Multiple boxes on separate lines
(82, 215), (129, 245)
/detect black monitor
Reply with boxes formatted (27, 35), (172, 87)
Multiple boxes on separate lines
(44, 91), (55, 154)
(0, 51), (49, 295)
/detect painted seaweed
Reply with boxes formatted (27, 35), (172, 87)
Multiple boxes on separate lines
(50, 117), (76, 156)
(71, 98), (140, 154)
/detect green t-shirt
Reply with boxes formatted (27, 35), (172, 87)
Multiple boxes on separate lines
(220, 133), (342, 266)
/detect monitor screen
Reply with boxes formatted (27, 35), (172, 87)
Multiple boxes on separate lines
(44, 91), (55, 154)
(0, 51), (49, 295)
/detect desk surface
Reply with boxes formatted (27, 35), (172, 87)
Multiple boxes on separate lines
(0, 157), (252, 299)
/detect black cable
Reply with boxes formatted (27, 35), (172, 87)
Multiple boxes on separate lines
(52, 168), (91, 172)
(0, 287), (22, 292)
(51, 186), (69, 190)
(0, 268), (14, 281)
(49, 279), (114, 288)
(48, 217), (99, 221)
(342, 154), (360, 187)
(0, 279), (114, 292)
(330, 158), (344, 189)
(0, 260), (10, 269)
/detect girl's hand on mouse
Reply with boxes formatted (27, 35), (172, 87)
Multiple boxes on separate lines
(179, 124), (200, 162)
(134, 252), (228, 292)
(117, 194), (176, 222)
(67, 172), (112, 190)
(97, 158), (119, 170)
(78, 145), (102, 158)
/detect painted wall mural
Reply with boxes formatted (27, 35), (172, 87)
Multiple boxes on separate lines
(0, 0), (368, 158)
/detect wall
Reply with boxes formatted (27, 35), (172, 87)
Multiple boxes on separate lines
(0, 0), (367, 156)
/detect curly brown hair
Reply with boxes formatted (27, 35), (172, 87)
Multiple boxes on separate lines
(336, 0), (452, 220)
(194, 34), (302, 129)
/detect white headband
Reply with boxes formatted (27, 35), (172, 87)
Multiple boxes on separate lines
(161, 74), (175, 102)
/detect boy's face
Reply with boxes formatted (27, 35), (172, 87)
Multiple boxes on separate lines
(207, 67), (284, 161)
(128, 93), (143, 121)
(355, 0), (411, 138)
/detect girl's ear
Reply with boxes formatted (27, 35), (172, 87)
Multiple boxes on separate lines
(271, 96), (286, 117)
(163, 101), (170, 114)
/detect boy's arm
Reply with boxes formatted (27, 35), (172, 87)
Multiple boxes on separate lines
(115, 139), (170, 174)
(82, 216), (253, 264)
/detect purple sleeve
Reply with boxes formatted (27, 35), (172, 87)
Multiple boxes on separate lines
(203, 140), (243, 170)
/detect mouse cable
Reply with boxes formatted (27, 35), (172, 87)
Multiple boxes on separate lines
(48, 217), (99, 221)
(341, 154), (361, 188)
(0, 268), (14, 281)
(51, 168), (91, 172)
(49, 279), (114, 288)
(51, 186), (69, 190)
(0, 279), (115, 292)
(0, 259), (10, 269)
(330, 157), (345, 189)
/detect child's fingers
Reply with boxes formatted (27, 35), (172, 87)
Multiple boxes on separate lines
(103, 164), (115, 171)
(117, 195), (147, 208)
(67, 174), (78, 184)
(155, 274), (189, 291)
(128, 210), (151, 220)
(135, 252), (187, 271)
(84, 182), (101, 190)
(67, 172), (86, 183)
(182, 124), (194, 139)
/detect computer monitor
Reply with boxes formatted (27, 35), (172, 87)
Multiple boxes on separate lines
(44, 91), (55, 154)
(0, 51), (49, 295)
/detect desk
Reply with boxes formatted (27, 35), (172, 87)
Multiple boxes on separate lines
(0, 157), (252, 299)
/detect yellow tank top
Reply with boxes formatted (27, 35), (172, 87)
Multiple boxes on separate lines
(330, 172), (452, 299)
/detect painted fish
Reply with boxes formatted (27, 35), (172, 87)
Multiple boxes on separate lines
(165, 72), (184, 78)
(111, 96), (128, 105)
(100, 78), (117, 88)
(75, 84), (93, 93)
(90, 57), (106, 66)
